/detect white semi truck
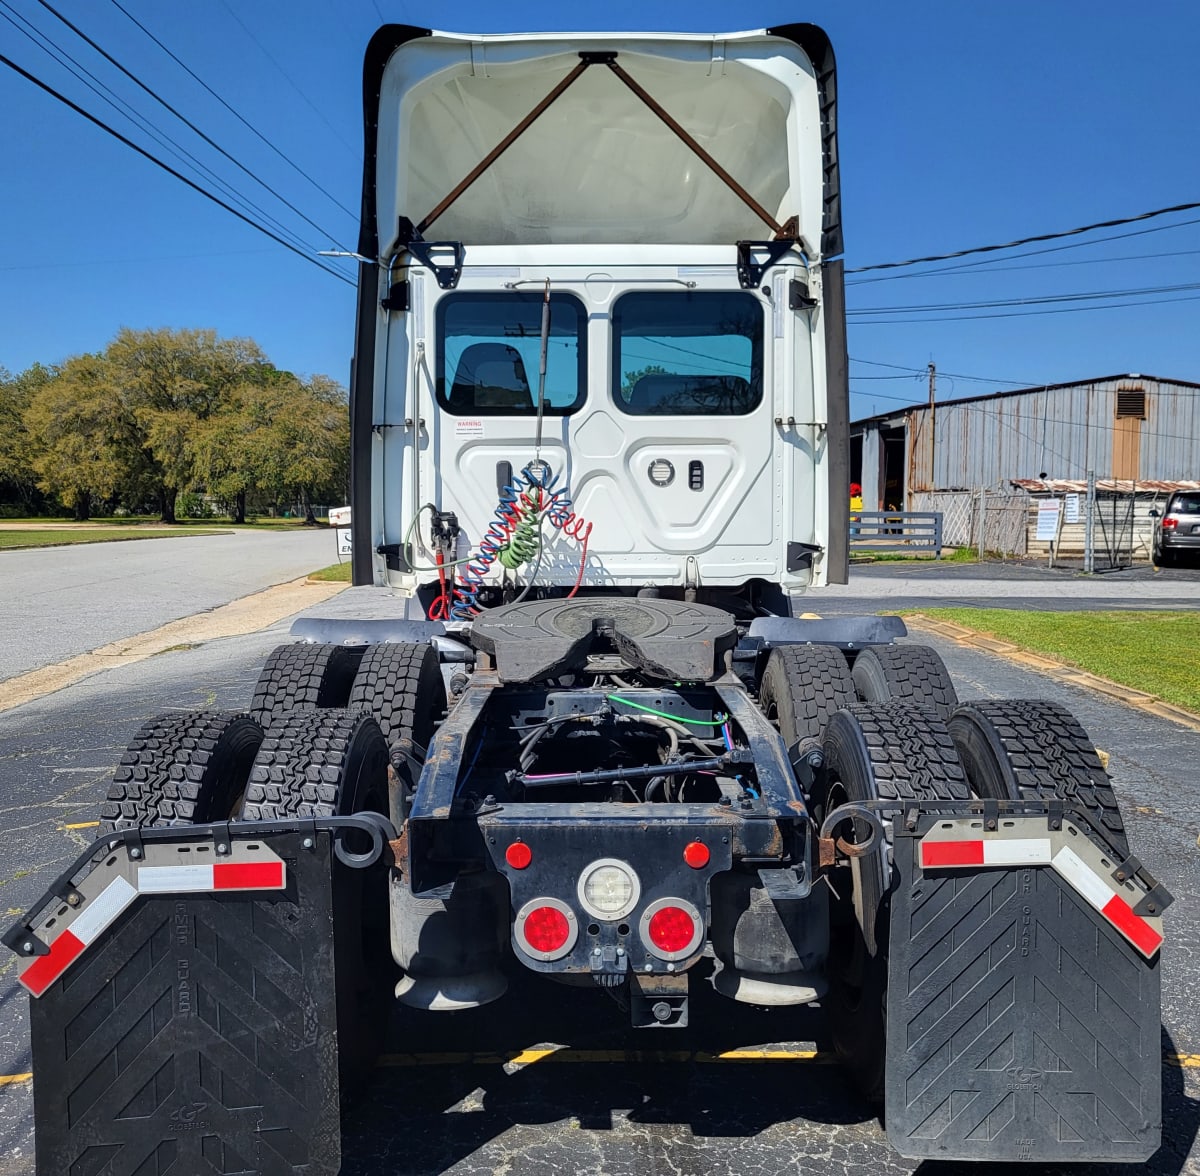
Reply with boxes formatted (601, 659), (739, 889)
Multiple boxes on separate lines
(9, 24), (1168, 1173)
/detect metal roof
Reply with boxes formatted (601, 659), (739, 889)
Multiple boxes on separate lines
(1010, 479), (1200, 494)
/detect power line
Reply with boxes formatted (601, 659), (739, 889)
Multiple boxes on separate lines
(850, 290), (1200, 325)
(0, 51), (355, 286)
(213, 0), (358, 158)
(31, 0), (353, 255)
(0, 3), (323, 262)
(847, 201), (1200, 274)
(848, 278), (1200, 316)
(107, 0), (358, 222)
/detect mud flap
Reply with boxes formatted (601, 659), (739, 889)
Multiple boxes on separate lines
(885, 813), (1164, 1162)
(17, 829), (343, 1176)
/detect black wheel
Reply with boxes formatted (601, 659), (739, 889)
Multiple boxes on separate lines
(241, 708), (393, 1096)
(758, 644), (855, 751)
(250, 642), (366, 725)
(819, 705), (970, 1103)
(947, 699), (1129, 857)
(850, 644), (958, 718)
(347, 641), (445, 759)
(1154, 546), (1175, 568)
(99, 711), (263, 834)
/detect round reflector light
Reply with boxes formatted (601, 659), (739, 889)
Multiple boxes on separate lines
(577, 858), (641, 922)
(505, 841), (532, 870)
(640, 897), (704, 961)
(515, 897), (577, 961)
(683, 841), (710, 869)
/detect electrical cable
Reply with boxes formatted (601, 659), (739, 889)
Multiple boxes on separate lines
(847, 201), (1200, 274)
(213, 0), (358, 157)
(32, 0), (354, 259)
(0, 52), (355, 286)
(107, 0), (357, 221)
(605, 696), (723, 727)
(0, 3), (316, 256)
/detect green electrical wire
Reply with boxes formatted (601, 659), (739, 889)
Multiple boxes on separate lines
(605, 694), (723, 727)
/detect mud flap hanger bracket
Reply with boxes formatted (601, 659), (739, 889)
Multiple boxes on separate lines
(818, 797), (1174, 920)
(2, 813), (398, 962)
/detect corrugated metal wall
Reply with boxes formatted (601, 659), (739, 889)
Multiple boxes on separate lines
(895, 378), (1199, 492)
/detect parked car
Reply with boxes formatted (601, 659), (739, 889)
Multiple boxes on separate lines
(1151, 490), (1200, 566)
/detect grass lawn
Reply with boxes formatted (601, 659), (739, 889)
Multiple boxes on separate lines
(0, 528), (226, 550)
(916, 608), (1200, 713)
(308, 561), (352, 582)
(0, 516), (328, 530)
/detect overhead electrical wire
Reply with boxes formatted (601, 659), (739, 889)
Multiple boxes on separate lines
(846, 200), (1200, 274)
(0, 51), (356, 286)
(107, 0), (358, 222)
(31, 0), (354, 260)
(850, 290), (1200, 325)
(0, 4), (325, 263)
(213, 0), (358, 158)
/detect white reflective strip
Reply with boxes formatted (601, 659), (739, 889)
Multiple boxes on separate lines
(981, 838), (1052, 866)
(1052, 846), (1113, 911)
(137, 864), (215, 893)
(70, 875), (137, 945)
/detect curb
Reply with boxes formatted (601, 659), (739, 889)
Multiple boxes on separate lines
(904, 614), (1200, 734)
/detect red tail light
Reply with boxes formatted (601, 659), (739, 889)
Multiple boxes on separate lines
(648, 907), (696, 952)
(515, 898), (578, 960)
(639, 897), (704, 960)
(1162, 518), (1178, 530)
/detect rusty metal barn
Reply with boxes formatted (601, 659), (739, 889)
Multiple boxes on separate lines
(850, 373), (1200, 561)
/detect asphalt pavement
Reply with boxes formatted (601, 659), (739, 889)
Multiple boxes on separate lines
(0, 527), (338, 681)
(0, 562), (1196, 1174)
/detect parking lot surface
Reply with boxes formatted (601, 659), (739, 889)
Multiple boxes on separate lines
(0, 575), (1196, 1174)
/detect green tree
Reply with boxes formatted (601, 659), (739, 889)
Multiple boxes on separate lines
(23, 354), (132, 520)
(0, 363), (56, 513)
(106, 327), (270, 522)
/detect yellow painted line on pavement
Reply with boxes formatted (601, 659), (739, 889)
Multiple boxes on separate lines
(62, 821), (100, 830)
(1167, 1054), (1200, 1067)
(377, 1048), (833, 1069)
(0, 1073), (32, 1086)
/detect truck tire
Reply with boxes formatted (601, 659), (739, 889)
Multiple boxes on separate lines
(819, 705), (971, 1103)
(947, 699), (1129, 858)
(249, 642), (365, 725)
(347, 641), (445, 763)
(99, 711), (263, 834)
(758, 644), (855, 750)
(850, 643), (958, 718)
(241, 708), (392, 1095)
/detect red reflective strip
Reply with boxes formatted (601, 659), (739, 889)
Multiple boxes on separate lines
(20, 930), (85, 997)
(1102, 894), (1163, 957)
(921, 840), (985, 868)
(212, 861), (285, 890)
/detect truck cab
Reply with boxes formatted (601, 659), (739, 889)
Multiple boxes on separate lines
(349, 26), (849, 613)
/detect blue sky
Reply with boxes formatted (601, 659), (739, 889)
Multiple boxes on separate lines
(2, 0), (1199, 421)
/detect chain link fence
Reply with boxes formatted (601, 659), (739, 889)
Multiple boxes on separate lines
(911, 490), (1029, 557)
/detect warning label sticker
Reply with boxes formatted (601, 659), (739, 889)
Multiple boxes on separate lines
(455, 418), (485, 439)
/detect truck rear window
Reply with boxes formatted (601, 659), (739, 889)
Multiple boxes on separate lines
(436, 293), (587, 416)
(612, 291), (763, 416)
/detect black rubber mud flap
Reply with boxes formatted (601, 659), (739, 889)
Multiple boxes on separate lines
(885, 815), (1162, 1163)
(29, 831), (341, 1176)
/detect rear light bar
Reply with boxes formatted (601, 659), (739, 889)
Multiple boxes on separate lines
(918, 818), (1164, 959)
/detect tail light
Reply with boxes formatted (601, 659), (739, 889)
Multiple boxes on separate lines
(515, 898), (577, 960)
(1162, 518), (1178, 530)
(639, 897), (704, 961)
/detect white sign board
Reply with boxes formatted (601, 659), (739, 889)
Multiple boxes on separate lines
(330, 505), (352, 556)
(1035, 499), (1061, 541)
(1064, 493), (1081, 524)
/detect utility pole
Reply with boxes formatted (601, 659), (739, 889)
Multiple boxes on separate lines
(927, 362), (936, 491)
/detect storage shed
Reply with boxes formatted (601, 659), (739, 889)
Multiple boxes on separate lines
(850, 374), (1200, 511)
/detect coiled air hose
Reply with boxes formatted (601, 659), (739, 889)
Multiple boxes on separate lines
(425, 461), (592, 622)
